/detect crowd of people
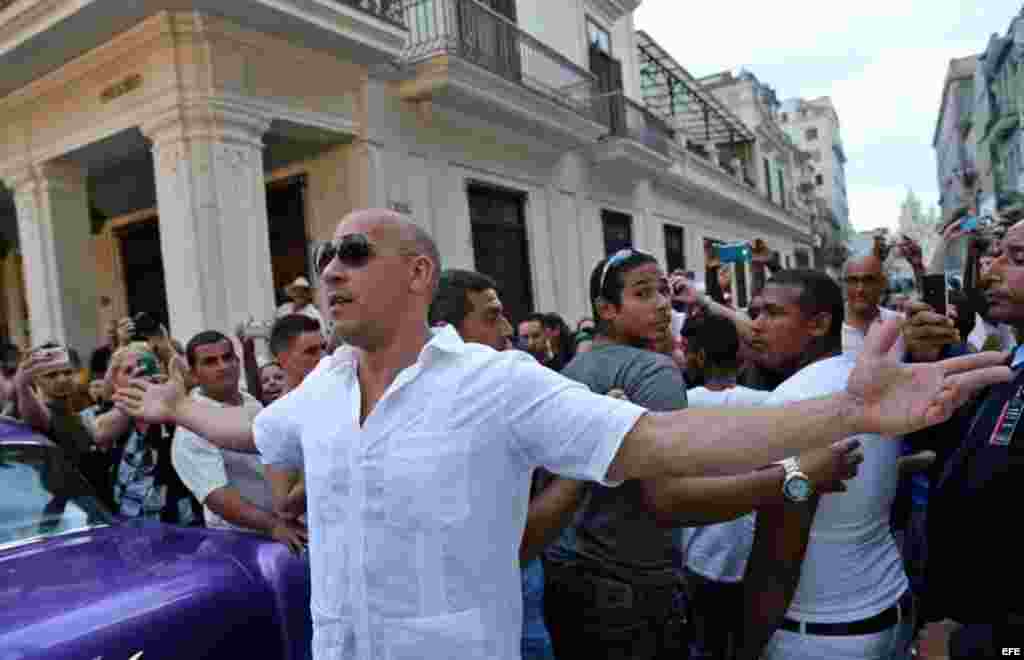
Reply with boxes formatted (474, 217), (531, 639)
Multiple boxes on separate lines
(1, 208), (1020, 660)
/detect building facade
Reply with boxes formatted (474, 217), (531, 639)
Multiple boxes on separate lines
(933, 8), (1024, 235)
(974, 9), (1024, 224)
(778, 96), (851, 274)
(0, 0), (812, 356)
(697, 69), (818, 270)
(933, 55), (980, 225)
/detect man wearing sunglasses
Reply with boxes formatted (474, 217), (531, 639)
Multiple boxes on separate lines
(114, 208), (1011, 660)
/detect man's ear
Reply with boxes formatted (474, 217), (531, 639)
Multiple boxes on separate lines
(409, 255), (435, 294)
(595, 297), (617, 325)
(695, 349), (706, 370)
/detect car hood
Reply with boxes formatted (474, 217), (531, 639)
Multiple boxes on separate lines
(0, 521), (281, 659)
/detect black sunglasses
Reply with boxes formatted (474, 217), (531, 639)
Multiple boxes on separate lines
(315, 233), (422, 276)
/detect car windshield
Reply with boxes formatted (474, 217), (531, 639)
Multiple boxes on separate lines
(0, 443), (114, 547)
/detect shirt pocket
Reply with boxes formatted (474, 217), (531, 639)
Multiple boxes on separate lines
(378, 431), (472, 529)
(381, 608), (490, 660)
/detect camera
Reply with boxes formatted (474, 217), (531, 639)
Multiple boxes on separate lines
(715, 242), (753, 264)
(35, 347), (71, 371)
(960, 215), (995, 233)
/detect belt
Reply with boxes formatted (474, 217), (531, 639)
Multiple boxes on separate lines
(780, 590), (914, 636)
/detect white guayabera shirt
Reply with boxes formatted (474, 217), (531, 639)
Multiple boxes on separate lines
(254, 325), (645, 660)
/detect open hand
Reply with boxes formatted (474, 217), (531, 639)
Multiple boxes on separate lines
(846, 318), (1011, 436)
(112, 359), (187, 425)
(13, 351), (64, 390)
(669, 274), (700, 307)
(798, 437), (864, 495)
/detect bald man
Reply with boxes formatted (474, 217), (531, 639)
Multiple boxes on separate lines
(841, 253), (907, 358)
(114, 209), (1010, 660)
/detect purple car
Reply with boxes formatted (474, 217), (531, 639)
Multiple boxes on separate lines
(0, 416), (312, 659)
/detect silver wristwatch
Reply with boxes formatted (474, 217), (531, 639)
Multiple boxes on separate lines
(779, 457), (813, 503)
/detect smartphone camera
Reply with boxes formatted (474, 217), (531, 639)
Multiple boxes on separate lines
(961, 215), (994, 233)
(715, 242), (753, 264)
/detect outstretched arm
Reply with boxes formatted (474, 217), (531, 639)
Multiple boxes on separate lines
(608, 320), (1010, 483)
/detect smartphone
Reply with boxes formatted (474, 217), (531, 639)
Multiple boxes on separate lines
(36, 347), (70, 368)
(960, 215), (994, 233)
(715, 242), (753, 264)
(921, 273), (947, 317)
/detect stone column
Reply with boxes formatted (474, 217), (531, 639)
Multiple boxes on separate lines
(547, 153), (587, 323)
(2, 256), (28, 350)
(2, 162), (100, 353)
(142, 105), (276, 343)
(633, 180), (660, 265)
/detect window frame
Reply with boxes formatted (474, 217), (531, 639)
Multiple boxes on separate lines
(586, 16), (612, 55)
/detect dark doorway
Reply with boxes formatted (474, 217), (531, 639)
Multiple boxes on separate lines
(467, 183), (535, 325)
(266, 176), (311, 307)
(590, 45), (625, 133)
(601, 209), (633, 256)
(663, 224), (686, 273)
(117, 218), (169, 328)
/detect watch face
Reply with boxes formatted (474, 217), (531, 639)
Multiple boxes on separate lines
(785, 476), (812, 501)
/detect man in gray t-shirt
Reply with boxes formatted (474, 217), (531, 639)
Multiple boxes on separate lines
(543, 251), (690, 660)
(548, 343), (686, 573)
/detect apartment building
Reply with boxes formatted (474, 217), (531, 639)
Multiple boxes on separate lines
(0, 0), (812, 353)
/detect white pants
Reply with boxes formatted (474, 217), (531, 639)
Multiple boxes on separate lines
(761, 618), (915, 660)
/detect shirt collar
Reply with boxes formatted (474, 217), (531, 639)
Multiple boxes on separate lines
(328, 325), (467, 371)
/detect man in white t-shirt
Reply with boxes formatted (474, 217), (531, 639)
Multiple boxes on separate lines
(112, 210), (1011, 660)
(684, 315), (769, 408)
(739, 270), (915, 660)
(171, 331), (306, 551)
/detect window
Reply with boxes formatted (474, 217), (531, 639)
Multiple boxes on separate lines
(587, 18), (611, 55)
(781, 112), (788, 122)
(601, 209), (633, 256)
(815, 174), (824, 186)
(805, 127), (819, 141)
(763, 158), (772, 199)
(663, 224), (686, 272)
(468, 184), (535, 325)
(776, 169), (786, 208)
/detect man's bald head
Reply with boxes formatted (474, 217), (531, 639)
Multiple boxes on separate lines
(336, 209), (442, 290)
(843, 252), (888, 319)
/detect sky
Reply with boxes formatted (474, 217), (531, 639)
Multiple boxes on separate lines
(634, 1), (1022, 233)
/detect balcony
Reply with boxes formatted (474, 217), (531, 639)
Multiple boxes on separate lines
(590, 91), (677, 172)
(398, 0), (606, 145)
(335, 0), (405, 27)
(0, 0), (409, 99)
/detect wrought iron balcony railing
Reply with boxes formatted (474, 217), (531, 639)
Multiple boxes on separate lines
(403, 0), (598, 120)
(337, 0), (407, 27)
(620, 96), (677, 156)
